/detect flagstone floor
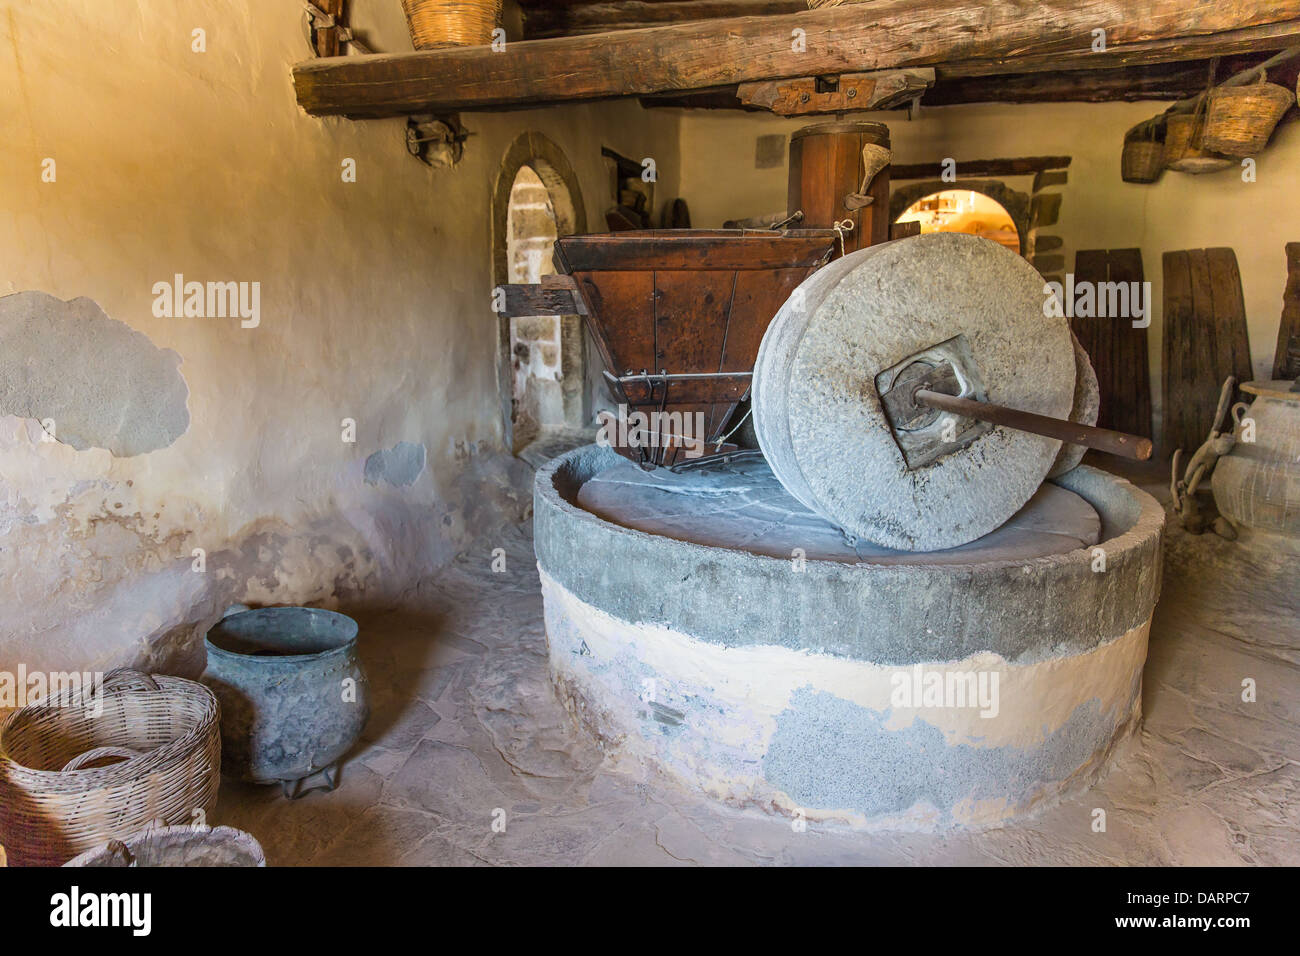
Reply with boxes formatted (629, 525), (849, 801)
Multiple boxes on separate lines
(216, 466), (1300, 866)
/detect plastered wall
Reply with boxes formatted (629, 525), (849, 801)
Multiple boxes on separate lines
(674, 102), (1300, 438)
(0, 1), (680, 676)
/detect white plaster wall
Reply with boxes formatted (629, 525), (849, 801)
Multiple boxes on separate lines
(0, 1), (680, 675)
(673, 102), (1300, 438)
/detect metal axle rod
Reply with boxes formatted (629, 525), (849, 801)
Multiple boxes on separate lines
(914, 388), (1153, 461)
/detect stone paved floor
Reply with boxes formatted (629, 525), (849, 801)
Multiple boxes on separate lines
(216, 470), (1300, 866)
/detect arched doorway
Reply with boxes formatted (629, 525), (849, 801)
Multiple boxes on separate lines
(895, 188), (1021, 252)
(491, 133), (590, 455)
(890, 179), (1031, 257)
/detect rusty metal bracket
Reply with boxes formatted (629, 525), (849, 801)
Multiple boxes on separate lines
(406, 115), (467, 167)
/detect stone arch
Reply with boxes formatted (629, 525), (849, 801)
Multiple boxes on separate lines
(491, 132), (589, 454)
(890, 179), (1031, 257)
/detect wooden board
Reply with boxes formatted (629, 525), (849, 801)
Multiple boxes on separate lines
(292, 2), (1300, 116)
(891, 156), (1071, 180)
(1273, 241), (1300, 380)
(1070, 248), (1153, 440)
(1162, 248), (1254, 455)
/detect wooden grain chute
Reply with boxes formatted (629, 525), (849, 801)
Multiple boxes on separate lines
(551, 229), (838, 467)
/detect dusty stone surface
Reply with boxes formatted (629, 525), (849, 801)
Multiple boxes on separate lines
(577, 454), (1100, 563)
(536, 446), (1162, 666)
(1048, 334), (1101, 479)
(550, 449), (1145, 827)
(213, 465), (1298, 864)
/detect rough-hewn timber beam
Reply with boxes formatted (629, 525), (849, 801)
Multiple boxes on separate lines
(891, 157), (1073, 180)
(521, 0), (809, 39)
(293, 1), (1300, 117)
(924, 55), (1278, 105)
(640, 55), (1280, 109)
(935, 17), (1300, 76)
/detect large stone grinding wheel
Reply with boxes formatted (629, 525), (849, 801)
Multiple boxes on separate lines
(752, 232), (1076, 551)
(1048, 334), (1101, 479)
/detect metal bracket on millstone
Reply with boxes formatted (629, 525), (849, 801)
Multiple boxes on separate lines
(876, 335), (994, 470)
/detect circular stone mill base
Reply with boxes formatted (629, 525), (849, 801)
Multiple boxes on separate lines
(536, 445), (1164, 829)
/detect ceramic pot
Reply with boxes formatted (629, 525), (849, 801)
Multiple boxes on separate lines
(203, 607), (368, 797)
(1212, 380), (1300, 540)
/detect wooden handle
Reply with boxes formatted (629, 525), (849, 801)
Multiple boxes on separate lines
(914, 389), (1154, 461)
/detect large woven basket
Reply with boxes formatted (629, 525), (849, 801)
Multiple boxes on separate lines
(401, 0), (502, 49)
(1202, 75), (1295, 157)
(1122, 118), (1166, 183)
(1165, 101), (1233, 174)
(0, 670), (220, 867)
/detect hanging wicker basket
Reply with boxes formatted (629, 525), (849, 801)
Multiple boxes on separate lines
(1165, 98), (1234, 174)
(0, 669), (220, 867)
(401, 0), (502, 49)
(1201, 74), (1295, 157)
(1122, 118), (1166, 183)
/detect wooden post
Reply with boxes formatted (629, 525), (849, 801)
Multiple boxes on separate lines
(309, 1), (345, 58)
(787, 121), (891, 256)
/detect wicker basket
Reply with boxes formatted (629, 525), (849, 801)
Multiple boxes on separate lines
(1122, 119), (1166, 183)
(401, 0), (502, 49)
(0, 669), (220, 867)
(1202, 75), (1295, 157)
(65, 823), (264, 867)
(1165, 100), (1234, 174)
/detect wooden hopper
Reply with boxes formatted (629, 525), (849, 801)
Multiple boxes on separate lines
(553, 229), (838, 467)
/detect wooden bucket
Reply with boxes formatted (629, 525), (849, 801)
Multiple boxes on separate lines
(401, 0), (502, 49)
(1165, 101), (1233, 174)
(1202, 75), (1295, 157)
(1122, 119), (1165, 183)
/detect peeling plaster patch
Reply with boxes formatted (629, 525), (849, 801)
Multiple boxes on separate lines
(0, 291), (189, 456)
(364, 441), (427, 487)
(764, 688), (1113, 822)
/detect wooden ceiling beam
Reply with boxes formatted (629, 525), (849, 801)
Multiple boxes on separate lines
(935, 17), (1300, 77)
(927, 52), (1296, 105)
(520, 0), (808, 39)
(293, 1), (1300, 117)
(638, 56), (1261, 109)
(891, 157), (1072, 180)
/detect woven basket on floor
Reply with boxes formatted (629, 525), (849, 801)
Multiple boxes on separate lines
(1122, 118), (1166, 183)
(0, 669), (220, 867)
(1165, 99), (1233, 174)
(1201, 75), (1295, 157)
(401, 0), (502, 49)
(65, 823), (264, 867)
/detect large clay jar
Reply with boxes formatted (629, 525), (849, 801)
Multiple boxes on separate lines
(1212, 380), (1300, 542)
(203, 607), (369, 798)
